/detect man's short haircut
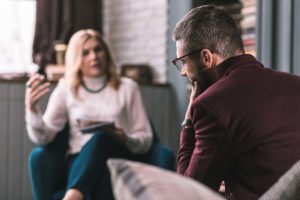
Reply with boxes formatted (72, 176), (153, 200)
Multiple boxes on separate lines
(173, 5), (245, 58)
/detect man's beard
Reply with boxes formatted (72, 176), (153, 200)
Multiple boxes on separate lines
(193, 63), (214, 92)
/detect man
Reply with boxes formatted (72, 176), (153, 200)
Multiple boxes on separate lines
(173, 5), (300, 200)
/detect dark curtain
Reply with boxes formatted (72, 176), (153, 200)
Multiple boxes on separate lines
(32, 0), (102, 73)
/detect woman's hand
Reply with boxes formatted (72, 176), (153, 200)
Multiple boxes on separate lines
(25, 74), (50, 113)
(102, 127), (128, 143)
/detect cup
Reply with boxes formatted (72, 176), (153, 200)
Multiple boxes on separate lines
(54, 41), (67, 65)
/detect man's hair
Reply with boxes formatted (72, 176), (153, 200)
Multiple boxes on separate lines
(173, 5), (245, 58)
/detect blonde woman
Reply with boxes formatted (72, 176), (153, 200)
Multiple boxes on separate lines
(25, 29), (153, 200)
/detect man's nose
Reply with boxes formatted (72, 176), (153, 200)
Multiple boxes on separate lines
(181, 68), (187, 76)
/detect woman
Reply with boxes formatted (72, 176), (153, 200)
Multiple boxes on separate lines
(25, 29), (153, 200)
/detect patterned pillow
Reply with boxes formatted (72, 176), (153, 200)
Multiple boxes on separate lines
(107, 159), (225, 200)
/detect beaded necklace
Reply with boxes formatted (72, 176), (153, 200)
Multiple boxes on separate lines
(81, 80), (107, 93)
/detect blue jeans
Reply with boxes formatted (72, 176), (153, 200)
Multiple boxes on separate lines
(29, 132), (145, 200)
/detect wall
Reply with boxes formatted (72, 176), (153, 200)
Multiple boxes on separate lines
(167, 0), (192, 127)
(103, 0), (168, 83)
(0, 82), (35, 200)
(102, 0), (189, 150)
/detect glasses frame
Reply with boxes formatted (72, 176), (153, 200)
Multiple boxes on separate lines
(172, 49), (203, 71)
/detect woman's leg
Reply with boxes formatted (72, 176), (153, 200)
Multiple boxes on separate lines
(28, 146), (67, 200)
(65, 132), (134, 199)
(62, 154), (82, 200)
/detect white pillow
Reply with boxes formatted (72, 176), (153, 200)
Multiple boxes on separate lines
(107, 159), (225, 200)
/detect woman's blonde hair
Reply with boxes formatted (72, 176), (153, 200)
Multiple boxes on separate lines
(64, 29), (120, 98)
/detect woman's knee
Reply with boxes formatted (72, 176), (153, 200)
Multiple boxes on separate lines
(28, 146), (65, 171)
(83, 132), (127, 157)
(87, 132), (117, 148)
(28, 147), (47, 167)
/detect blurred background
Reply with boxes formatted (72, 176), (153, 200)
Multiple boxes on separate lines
(1, 0), (300, 199)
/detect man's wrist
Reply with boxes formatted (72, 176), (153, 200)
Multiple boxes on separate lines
(181, 118), (193, 129)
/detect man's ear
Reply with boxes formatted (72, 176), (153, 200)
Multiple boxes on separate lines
(200, 49), (214, 68)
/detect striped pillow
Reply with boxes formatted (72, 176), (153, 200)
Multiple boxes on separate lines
(107, 159), (225, 200)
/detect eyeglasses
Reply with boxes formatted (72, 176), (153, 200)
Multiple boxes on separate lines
(172, 49), (203, 71)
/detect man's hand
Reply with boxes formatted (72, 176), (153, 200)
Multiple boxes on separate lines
(185, 82), (202, 119)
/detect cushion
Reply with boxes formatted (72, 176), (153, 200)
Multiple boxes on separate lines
(259, 160), (300, 200)
(107, 159), (225, 200)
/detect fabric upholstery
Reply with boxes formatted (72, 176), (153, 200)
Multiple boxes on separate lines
(259, 160), (300, 200)
(107, 159), (225, 200)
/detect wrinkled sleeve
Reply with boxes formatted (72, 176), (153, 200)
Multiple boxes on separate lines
(25, 80), (68, 145)
(177, 102), (232, 191)
(124, 81), (153, 154)
(177, 125), (196, 174)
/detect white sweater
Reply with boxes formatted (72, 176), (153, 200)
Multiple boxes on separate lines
(25, 76), (153, 154)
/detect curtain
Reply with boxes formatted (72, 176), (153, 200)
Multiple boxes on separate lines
(32, 0), (102, 73)
(257, 0), (300, 75)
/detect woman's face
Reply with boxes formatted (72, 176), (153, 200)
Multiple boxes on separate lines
(81, 38), (107, 78)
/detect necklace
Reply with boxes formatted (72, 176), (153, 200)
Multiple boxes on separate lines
(81, 80), (107, 93)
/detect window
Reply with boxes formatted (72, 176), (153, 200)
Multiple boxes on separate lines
(0, 0), (37, 73)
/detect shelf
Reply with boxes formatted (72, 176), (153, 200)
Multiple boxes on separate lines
(45, 64), (65, 81)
